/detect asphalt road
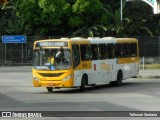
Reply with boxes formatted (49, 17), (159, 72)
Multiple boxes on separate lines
(0, 66), (160, 120)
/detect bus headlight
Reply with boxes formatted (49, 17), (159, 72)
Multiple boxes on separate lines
(33, 76), (39, 81)
(63, 74), (73, 81)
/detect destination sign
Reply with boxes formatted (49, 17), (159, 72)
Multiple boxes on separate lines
(36, 41), (68, 47)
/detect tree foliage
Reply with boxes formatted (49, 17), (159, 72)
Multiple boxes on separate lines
(124, 1), (154, 36)
(69, 0), (103, 27)
(69, 0), (107, 37)
(0, 0), (160, 37)
(0, 1), (24, 35)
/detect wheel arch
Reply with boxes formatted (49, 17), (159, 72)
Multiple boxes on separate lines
(117, 69), (123, 80)
(82, 73), (88, 85)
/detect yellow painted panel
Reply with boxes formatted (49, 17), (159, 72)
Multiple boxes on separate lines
(32, 68), (74, 88)
(116, 38), (138, 43)
(118, 57), (139, 64)
(74, 61), (92, 70)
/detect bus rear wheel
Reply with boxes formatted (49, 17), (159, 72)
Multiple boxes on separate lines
(80, 77), (86, 92)
(110, 71), (123, 86)
(46, 87), (53, 92)
(116, 71), (123, 86)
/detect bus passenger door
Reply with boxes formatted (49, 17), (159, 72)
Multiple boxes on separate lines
(99, 61), (110, 83)
(107, 59), (116, 81)
(98, 44), (110, 83)
(90, 44), (102, 84)
(107, 44), (117, 81)
(72, 45), (81, 86)
(91, 61), (102, 84)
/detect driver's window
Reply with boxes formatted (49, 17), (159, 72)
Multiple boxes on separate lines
(72, 45), (80, 68)
(33, 50), (40, 66)
(40, 49), (45, 65)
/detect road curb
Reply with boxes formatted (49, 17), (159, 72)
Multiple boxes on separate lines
(136, 75), (160, 79)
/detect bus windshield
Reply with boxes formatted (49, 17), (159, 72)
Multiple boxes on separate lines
(33, 48), (71, 70)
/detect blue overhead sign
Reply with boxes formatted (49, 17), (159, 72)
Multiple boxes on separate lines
(2, 35), (26, 43)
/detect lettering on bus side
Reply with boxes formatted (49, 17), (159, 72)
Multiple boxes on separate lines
(82, 63), (88, 67)
(100, 63), (111, 71)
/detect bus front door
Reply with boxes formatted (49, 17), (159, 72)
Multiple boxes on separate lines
(91, 61), (102, 84)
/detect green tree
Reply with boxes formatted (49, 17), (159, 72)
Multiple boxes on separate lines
(101, 0), (154, 37)
(124, 1), (154, 36)
(0, 1), (24, 35)
(72, 25), (107, 37)
(14, 0), (108, 37)
(4, 0), (157, 37)
(0, 4), (4, 35)
(15, 0), (44, 35)
(38, 0), (70, 36)
(69, 0), (107, 37)
(14, 0), (71, 36)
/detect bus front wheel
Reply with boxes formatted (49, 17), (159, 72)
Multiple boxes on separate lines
(46, 87), (53, 92)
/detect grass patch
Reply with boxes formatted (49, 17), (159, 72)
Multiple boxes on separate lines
(140, 64), (160, 69)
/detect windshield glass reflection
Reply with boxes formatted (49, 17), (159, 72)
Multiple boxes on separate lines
(33, 48), (71, 70)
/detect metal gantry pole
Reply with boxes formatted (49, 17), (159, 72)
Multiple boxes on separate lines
(121, 0), (123, 21)
(5, 44), (6, 63)
(22, 43), (23, 63)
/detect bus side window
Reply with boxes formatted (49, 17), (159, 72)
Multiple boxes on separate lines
(122, 43), (130, 57)
(90, 44), (98, 60)
(98, 44), (107, 59)
(72, 45), (80, 68)
(115, 43), (123, 58)
(107, 44), (115, 59)
(80, 44), (90, 61)
(130, 43), (137, 57)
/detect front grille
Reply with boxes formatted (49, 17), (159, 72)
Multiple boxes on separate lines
(38, 73), (64, 77)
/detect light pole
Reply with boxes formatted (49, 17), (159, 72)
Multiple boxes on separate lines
(121, 0), (123, 21)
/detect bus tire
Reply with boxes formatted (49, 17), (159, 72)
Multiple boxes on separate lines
(110, 71), (123, 86)
(116, 71), (123, 86)
(80, 77), (86, 92)
(46, 87), (53, 92)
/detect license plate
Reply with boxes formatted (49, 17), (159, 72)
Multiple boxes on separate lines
(48, 83), (54, 86)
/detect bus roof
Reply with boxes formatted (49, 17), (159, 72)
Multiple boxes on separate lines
(88, 37), (116, 44)
(34, 37), (138, 45)
(116, 38), (138, 43)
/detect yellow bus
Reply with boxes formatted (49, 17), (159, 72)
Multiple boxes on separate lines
(32, 37), (139, 92)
